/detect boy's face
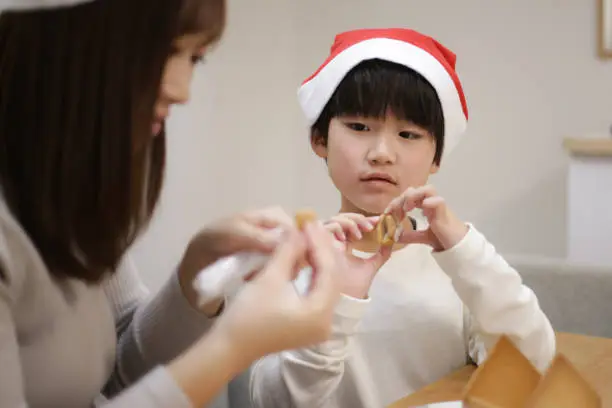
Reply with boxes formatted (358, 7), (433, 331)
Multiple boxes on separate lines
(312, 111), (439, 215)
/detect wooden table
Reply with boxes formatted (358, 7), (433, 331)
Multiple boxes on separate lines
(389, 332), (612, 407)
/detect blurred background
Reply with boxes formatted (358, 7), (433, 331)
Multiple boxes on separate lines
(130, 0), (612, 290)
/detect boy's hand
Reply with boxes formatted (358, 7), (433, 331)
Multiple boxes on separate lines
(384, 185), (468, 252)
(323, 213), (379, 243)
(323, 213), (391, 299)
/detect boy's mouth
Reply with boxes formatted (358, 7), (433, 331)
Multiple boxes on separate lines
(360, 172), (398, 185)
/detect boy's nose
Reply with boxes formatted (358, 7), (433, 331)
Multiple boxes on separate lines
(367, 136), (396, 165)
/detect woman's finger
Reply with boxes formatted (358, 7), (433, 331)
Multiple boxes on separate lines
(302, 223), (341, 307)
(259, 231), (307, 281)
(238, 222), (288, 253)
(246, 206), (295, 229)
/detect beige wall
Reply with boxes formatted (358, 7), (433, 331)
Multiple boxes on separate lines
(133, 0), (612, 289)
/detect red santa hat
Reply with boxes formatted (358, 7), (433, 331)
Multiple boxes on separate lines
(298, 28), (468, 158)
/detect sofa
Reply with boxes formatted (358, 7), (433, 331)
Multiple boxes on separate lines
(506, 254), (612, 338)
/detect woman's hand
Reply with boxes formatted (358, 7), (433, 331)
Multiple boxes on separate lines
(167, 221), (344, 407)
(210, 221), (343, 363)
(178, 207), (296, 315)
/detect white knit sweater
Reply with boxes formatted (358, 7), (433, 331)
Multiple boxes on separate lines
(250, 223), (556, 408)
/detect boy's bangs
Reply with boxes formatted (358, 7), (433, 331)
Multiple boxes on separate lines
(328, 59), (444, 136)
(177, 0), (226, 45)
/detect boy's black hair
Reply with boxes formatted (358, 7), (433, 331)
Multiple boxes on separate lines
(311, 59), (445, 165)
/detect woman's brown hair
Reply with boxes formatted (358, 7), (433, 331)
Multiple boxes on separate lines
(0, 0), (225, 283)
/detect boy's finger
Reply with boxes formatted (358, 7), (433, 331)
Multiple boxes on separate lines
(340, 219), (363, 240)
(402, 186), (437, 212)
(421, 195), (446, 211)
(384, 195), (408, 220)
(383, 196), (401, 215)
(366, 215), (380, 226)
(324, 223), (347, 242)
(329, 217), (361, 237)
(397, 229), (433, 246)
(345, 214), (376, 232)
(420, 184), (438, 197)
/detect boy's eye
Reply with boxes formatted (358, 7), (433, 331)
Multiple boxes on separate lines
(399, 131), (422, 140)
(347, 123), (370, 131)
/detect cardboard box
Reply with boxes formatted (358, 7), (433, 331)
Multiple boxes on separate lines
(427, 335), (601, 408)
(461, 336), (602, 408)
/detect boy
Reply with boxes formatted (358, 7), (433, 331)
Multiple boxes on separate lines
(250, 28), (555, 408)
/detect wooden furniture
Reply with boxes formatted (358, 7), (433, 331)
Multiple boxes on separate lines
(563, 137), (612, 266)
(599, 0), (612, 59)
(563, 138), (612, 157)
(388, 333), (612, 407)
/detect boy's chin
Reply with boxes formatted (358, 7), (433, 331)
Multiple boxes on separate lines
(346, 198), (388, 216)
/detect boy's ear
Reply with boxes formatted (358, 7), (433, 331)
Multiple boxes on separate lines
(310, 130), (328, 159)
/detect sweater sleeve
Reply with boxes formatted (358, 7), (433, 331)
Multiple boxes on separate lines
(0, 276), (27, 407)
(432, 225), (556, 372)
(0, 291), (192, 408)
(249, 294), (368, 408)
(0, 236), (195, 408)
(102, 256), (217, 396)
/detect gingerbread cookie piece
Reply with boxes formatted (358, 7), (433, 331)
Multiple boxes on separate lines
(376, 214), (398, 246)
(295, 209), (317, 230)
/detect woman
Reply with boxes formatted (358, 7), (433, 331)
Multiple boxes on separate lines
(0, 0), (346, 407)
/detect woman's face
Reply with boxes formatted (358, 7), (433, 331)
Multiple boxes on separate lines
(153, 33), (208, 136)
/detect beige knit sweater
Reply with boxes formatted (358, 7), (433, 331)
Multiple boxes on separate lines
(0, 194), (219, 407)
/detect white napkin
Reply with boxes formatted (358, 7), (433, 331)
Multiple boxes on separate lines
(192, 227), (317, 305)
(192, 251), (314, 306)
